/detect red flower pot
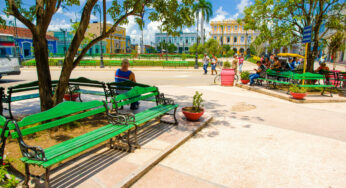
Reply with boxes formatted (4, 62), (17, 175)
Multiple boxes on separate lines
(290, 92), (307, 100)
(182, 107), (204, 121)
(241, 79), (250, 84)
(64, 93), (80, 101)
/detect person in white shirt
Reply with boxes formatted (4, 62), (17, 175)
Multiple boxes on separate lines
(203, 53), (210, 75)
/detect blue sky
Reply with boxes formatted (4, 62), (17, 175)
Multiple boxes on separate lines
(0, 0), (252, 44)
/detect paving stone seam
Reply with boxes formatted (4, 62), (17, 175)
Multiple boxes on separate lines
(115, 117), (213, 188)
(157, 163), (228, 188)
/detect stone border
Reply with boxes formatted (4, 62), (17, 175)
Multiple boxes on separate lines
(236, 83), (346, 104)
(116, 117), (213, 188)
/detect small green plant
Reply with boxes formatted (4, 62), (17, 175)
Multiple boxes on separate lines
(223, 61), (231, 68)
(181, 53), (187, 60)
(289, 85), (307, 93)
(0, 162), (19, 188)
(192, 91), (204, 112)
(240, 71), (250, 80)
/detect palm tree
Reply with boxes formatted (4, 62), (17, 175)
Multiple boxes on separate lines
(193, 0), (213, 45)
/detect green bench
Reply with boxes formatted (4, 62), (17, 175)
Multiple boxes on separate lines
(5, 100), (136, 187)
(163, 61), (188, 68)
(2, 80), (58, 119)
(292, 73), (335, 96)
(68, 77), (109, 102)
(107, 81), (155, 102)
(110, 86), (178, 148)
(0, 115), (10, 165)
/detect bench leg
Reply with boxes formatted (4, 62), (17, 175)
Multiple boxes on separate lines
(78, 93), (83, 102)
(23, 164), (30, 188)
(45, 167), (51, 188)
(159, 108), (178, 126)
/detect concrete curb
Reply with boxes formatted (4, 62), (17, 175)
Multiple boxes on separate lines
(236, 83), (346, 103)
(20, 67), (207, 72)
(117, 117), (213, 188)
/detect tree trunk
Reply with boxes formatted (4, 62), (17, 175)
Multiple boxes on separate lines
(32, 34), (54, 111)
(201, 13), (204, 44)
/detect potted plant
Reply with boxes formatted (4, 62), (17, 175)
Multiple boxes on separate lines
(220, 61), (236, 86)
(182, 91), (204, 121)
(63, 86), (80, 101)
(289, 85), (307, 100)
(240, 71), (250, 84)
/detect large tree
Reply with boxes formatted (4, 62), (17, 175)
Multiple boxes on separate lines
(193, 0), (213, 45)
(242, 0), (345, 72)
(2, 0), (195, 111)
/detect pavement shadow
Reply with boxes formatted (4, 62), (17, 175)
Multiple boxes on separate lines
(44, 121), (174, 188)
(0, 79), (25, 84)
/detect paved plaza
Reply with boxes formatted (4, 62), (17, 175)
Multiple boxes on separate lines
(1, 64), (346, 187)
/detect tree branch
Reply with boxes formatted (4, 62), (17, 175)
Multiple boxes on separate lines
(6, 0), (36, 33)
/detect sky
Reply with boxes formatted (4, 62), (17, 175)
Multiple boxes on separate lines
(0, 0), (253, 45)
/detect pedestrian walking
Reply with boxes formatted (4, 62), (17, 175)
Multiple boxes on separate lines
(203, 53), (210, 75)
(211, 55), (218, 75)
(238, 54), (244, 73)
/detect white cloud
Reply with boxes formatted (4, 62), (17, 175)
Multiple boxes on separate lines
(48, 19), (71, 31)
(121, 16), (162, 45)
(237, 0), (252, 14)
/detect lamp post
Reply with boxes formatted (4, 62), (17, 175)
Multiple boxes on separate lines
(93, 4), (104, 68)
(60, 28), (67, 55)
(194, 9), (199, 69)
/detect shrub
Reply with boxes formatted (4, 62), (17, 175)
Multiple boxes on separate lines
(289, 85), (307, 93)
(192, 91), (203, 112)
(223, 61), (231, 68)
(240, 71), (250, 80)
(0, 162), (19, 188)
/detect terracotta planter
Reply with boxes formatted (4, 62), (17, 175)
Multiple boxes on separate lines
(64, 93), (80, 101)
(182, 107), (204, 121)
(241, 79), (250, 84)
(290, 92), (307, 100)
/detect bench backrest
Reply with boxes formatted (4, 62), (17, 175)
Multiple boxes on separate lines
(107, 81), (150, 95)
(7, 80), (59, 95)
(8, 100), (107, 139)
(69, 77), (106, 89)
(111, 86), (159, 109)
(292, 72), (324, 80)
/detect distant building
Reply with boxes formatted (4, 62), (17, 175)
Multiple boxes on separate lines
(155, 32), (197, 53)
(0, 26), (57, 60)
(210, 19), (259, 55)
(126, 36), (132, 53)
(48, 31), (73, 55)
(86, 22), (126, 54)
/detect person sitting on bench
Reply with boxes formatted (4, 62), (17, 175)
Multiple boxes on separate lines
(115, 59), (139, 110)
(250, 61), (266, 86)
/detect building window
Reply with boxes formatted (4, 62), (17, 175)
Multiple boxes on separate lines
(214, 36), (217, 40)
(228, 26), (231, 31)
(235, 26), (238, 30)
(234, 37), (237, 43)
(227, 36), (230, 43)
(214, 26), (217, 31)
(241, 36), (245, 43)
(186, 39), (188, 44)
(248, 35), (252, 43)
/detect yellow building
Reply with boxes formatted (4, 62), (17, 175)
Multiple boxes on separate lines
(210, 19), (259, 55)
(87, 22), (126, 54)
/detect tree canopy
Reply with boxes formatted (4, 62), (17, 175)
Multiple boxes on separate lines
(2, 0), (196, 111)
(242, 0), (345, 71)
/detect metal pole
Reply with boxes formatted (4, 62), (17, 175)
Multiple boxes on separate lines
(99, 10), (104, 68)
(194, 10), (199, 69)
(302, 43), (308, 85)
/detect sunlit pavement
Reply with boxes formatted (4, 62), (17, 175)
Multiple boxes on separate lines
(1, 66), (346, 187)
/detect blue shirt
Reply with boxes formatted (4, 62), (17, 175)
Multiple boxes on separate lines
(115, 69), (132, 82)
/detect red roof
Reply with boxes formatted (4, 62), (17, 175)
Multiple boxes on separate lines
(0, 26), (58, 41)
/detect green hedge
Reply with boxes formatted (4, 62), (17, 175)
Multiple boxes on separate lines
(22, 59), (202, 67)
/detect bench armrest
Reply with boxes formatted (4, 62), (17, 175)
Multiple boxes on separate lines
(11, 120), (47, 161)
(156, 93), (175, 105)
(107, 112), (135, 125)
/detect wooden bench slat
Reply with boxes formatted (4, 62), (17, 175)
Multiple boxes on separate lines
(9, 101), (105, 130)
(114, 86), (158, 101)
(116, 92), (158, 107)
